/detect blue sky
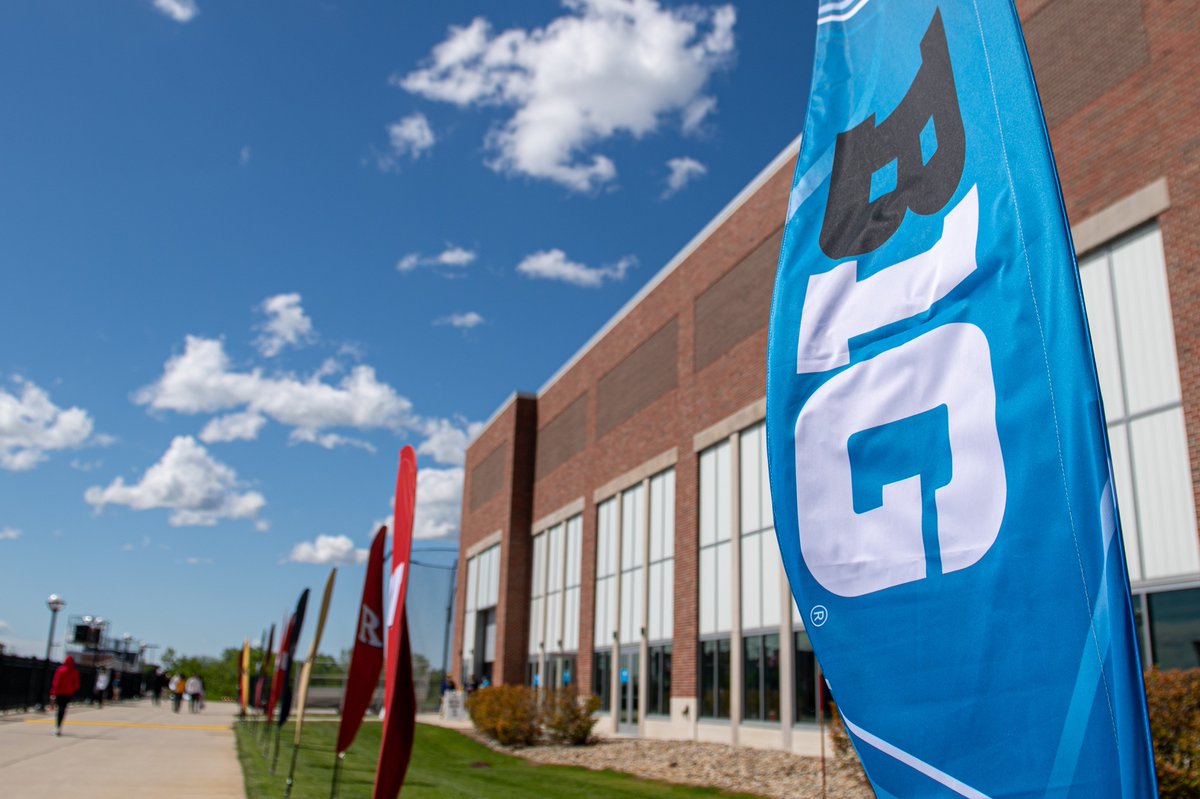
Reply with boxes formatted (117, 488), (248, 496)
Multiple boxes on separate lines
(0, 0), (813, 666)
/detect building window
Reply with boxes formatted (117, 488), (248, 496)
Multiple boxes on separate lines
(699, 442), (732, 638)
(743, 633), (780, 722)
(530, 514), (583, 677)
(462, 543), (500, 683)
(700, 637), (731, 719)
(619, 483), (645, 646)
(648, 644), (672, 716)
(1079, 224), (1200, 582)
(793, 630), (830, 723)
(593, 649), (612, 711)
(1147, 587), (1200, 670)
(595, 498), (618, 649)
(647, 470), (675, 645)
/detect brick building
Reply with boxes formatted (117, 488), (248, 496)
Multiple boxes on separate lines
(453, 0), (1199, 754)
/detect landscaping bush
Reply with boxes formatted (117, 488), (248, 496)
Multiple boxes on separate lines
(1144, 668), (1200, 798)
(467, 685), (542, 746)
(542, 688), (601, 745)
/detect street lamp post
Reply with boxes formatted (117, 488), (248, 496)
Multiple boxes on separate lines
(45, 595), (66, 661)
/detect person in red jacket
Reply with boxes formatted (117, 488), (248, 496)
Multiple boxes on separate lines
(49, 656), (80, 736)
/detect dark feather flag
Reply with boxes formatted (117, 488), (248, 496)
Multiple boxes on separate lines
(256, 623), (275, 714)
(266, 614), (291, 724)
(277, 588), (310, 727)
(336, 525), (387, 755)
(373, 446), (417, 799)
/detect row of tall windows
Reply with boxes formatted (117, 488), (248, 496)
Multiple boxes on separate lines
(461, 543), (500, 683)
(527, 516), (583, 688)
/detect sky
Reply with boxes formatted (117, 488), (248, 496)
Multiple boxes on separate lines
(0, 0), (813, 668)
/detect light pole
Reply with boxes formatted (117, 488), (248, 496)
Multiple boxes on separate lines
(45, 595), (66, 661)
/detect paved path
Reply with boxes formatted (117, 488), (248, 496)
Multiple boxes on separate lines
(0, 699), (243, 798)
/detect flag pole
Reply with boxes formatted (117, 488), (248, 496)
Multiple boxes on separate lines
(817, 666), (826, 799)
(329, 751), (345, 799)
(271, 723), (282, 774)
(284, 568), (337, 798)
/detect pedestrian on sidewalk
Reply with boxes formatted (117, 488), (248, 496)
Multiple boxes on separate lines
(170, 673), (185, 713)
(151, 667), (164, 706)
(49, 656), (80, 736)
(186, 675), (203, 713)
(93, 668), (110, 708)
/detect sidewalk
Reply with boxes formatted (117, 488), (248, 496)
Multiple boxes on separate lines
(0, 699), (243, 798)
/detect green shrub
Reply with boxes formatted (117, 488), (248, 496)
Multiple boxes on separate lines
(467, 685), (542, 746)
(1145, 668), (1200, 798)
(542, 688), (601, 745)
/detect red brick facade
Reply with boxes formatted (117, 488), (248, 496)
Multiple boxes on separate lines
(454, 0), (1198, 727)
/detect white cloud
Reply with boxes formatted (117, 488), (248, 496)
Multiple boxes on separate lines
(152, 0), (198, 23)
(398, 0), (736, 191)
(435, 311), (485, 329)
(413, 466), (465, 539)
(288, 428), (376, 452)
(516, 249), (634, 288)
(136, 336), (416, 448)
(184, 556), (213, 566)
(396, 245), (476, 274)
(256, 293), (316, 357)
(289, 534), (368, 565)
(121, 543), (135, 552)
(200, 411), (268, 444)
(662, 156), (707, 198)
(377, 113), (436, 172)
(84, 436), (266, 528)
(0, 377), (106, 471)
(239, 146), (251, 166)
(0, 528), (21, 540)
(418, 418), (483, 466)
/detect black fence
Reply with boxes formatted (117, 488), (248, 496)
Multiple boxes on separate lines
(0, 654), (145, 712)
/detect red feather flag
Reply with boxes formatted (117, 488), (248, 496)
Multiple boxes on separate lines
(373, 446), (417, 799)
(266, 613), (292, 724)
(335, 525), (387, 755)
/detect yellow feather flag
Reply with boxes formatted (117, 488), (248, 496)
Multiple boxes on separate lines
(240, 638), (251, 715)
(293, 567), (336, 745)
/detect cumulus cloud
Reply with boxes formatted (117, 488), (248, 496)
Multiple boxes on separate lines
(288, 428), (376, 452)
(398, 0), (736, 191)
(413, 467), (466, 539)
(396, 246), (476, 274)
(434, 312), (485, 329)
(289, 534), (368, 565)
(255, 293), (316, 358)
(185, 556), (213, 566)
(136, 336), (416, 448)
(199, 411), (268, 444)
(84, 436), (266, 527)
(239, 146), (252, 166)
(152, 0), (198, 23)
(0, 528), (21, 540)
(377, 113), (436, 171)
(0, 377), (107, 471)
(662, 156), (707, 198)
(516, 249), (634, 288)
(418, 418), (483, 466)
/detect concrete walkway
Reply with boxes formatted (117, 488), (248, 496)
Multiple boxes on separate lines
(0, 699), (243, 798)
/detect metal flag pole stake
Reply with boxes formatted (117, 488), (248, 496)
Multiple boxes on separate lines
(283, 742), (300, 799)
(329, 751), (345, 799)
(817, 669), (826, 799)
(270, 724), (282, 775)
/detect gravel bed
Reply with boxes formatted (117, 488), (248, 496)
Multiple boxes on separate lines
(466, 731), (874, 799)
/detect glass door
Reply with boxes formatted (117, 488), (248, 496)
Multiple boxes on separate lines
(618, 647), (640, 734)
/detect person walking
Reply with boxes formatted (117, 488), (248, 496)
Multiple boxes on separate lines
(49, 656), (80, 736)
(151, 667), (164, 706)
(92, 668), (109, 708)
(186, 675), (202, 713)
(171, 673), (185, 713)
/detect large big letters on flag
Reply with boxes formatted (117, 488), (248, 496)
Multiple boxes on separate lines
(766, 3), (1156, 797)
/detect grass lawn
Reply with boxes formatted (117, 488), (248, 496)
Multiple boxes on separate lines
(236, 719), (765, 799)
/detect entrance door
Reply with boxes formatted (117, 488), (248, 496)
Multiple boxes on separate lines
(618, 647), (639, 735)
